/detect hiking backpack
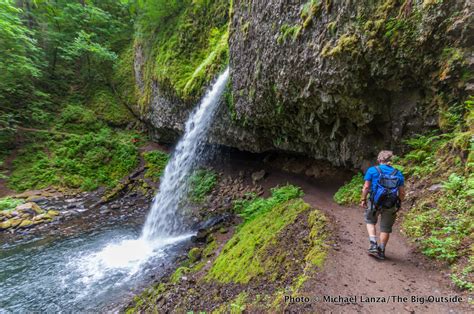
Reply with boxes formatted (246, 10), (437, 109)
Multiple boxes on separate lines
(372, 166), (401, 209)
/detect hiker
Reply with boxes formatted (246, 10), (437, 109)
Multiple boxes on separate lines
(360, 150), (405, 260)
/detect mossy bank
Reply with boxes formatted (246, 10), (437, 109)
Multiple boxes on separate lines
(126, 185), (331, 312)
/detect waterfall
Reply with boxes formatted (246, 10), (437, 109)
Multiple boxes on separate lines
(141, 68), (229, 241)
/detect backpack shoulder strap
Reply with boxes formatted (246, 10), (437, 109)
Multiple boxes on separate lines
(375, 166), (382, 175)
(390, 168), (398, 176)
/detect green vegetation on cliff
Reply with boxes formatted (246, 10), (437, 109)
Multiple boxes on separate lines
(134, 0), (229, 104)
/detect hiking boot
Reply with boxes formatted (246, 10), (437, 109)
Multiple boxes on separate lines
(376, 247), (386, 260)
(368, 241), (378, 254)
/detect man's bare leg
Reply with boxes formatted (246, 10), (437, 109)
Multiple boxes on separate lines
(380, 232), (390, 245)
(366, 224), (376, 237)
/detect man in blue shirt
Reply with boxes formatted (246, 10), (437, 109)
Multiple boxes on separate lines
(360, 150), (405, 260)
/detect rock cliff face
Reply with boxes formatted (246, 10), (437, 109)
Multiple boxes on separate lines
(133, 0), (473, 168)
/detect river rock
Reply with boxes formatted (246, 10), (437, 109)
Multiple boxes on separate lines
(252, 170), (266, 184)
(188, 247), (202, 263)
(16, 202), (43, 215)
(32, 214), (46, 221)
(0, 220), (12, 230)
(47, 210), (60, 216)
(9, 218), (22, 228)
(19, 219), (33, 228)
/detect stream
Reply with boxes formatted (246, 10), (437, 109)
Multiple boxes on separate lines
(0, 68), (230, 312)
(0, 224), (191, 312)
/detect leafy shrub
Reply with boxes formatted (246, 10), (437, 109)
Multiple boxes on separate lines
(8, 129), (140, 191)
(333, 173), (363, 205)
(234, 184), (303, 222)
(188, 169), (218, 203)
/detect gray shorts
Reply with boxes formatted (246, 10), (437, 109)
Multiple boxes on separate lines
(364, 200), (398, 233)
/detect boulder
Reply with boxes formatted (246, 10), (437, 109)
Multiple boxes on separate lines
(16, 202), (43, 215)
(188, 247), (203, 263)
(18, 219), (33, 228)
(32, 214), (46, 221)
(0, 220), (12, 230)
(9, 218), (22, 228)
(47, 210), (60, 217)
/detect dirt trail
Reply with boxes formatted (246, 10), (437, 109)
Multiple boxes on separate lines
(262, 171), (472, 313)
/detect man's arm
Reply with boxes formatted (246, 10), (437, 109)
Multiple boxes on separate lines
(360, 181), (371, 208)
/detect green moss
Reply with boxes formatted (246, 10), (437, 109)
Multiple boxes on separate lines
(88, 89), (133, 126)
(322, 33), (359, 57)
(7, 113), (142, 192)
(113, 45), (138, 111)
(202, 237), (218, 257)
(300, 0), (321, 28)
(206, 195), (309, 283)
(143, 150), (169, 181)
(306, 210), (329, 267)
(0, 197), (23, 211)
(137, 0), (230, 102)
(188, 247), (203, 263)
(277, 24), (302, 44)
(170, 266), (190, 283)
(213, 292), (248, 314)
(233, 184), (303, 221)
(333, 173), (363, 205)
(189, 168), (218, 203)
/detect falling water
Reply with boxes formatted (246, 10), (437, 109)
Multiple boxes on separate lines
(142, 67), (230, 240)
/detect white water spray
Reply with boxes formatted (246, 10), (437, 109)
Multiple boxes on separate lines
(66, 68), (229, 292)
(142, 68), (230, 240)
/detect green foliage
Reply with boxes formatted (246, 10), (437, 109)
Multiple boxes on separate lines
(277, 24), (302, 44)
(0, 197), (23, 211)
(333, 173), (363, 205)
(135, 0), (229, 102)
(0, 0), (133, 151)
(8, 128), (140, 192)
(300, 0), (321, 28)
(233, 184), (303, 221)
(188, 169), (218, 203)
(143, 150), (169, 181)
(88, 89), (133, 126)
(0, 0), (42, 96)
(170, 266), (190, 283)
(206, 198), (310, 284)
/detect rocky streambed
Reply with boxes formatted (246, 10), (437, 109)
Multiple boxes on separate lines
(0, 156), (271, 312)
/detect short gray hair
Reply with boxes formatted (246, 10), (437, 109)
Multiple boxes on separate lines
(377, 150), (394, 164)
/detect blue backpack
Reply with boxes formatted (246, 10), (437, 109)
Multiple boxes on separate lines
(372, 166), (401, 209)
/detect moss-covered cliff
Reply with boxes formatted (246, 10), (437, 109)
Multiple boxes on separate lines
(122, 0), (472, 168)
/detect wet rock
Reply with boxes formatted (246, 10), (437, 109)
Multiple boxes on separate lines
(47, 210), (60, 217)
(19, 219), (33, 228)
(188, 247), (202, 263)
(0, 220), (12, 230)
(192, 229), (209, 243)
(111, 204), (121, 210)
(252, 170), (266, 184)
(16, 202), (43, 215)
(9, 218), (22, 228)
(32, 214), (46, 221)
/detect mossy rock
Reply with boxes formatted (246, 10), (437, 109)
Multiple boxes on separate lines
(9, 218), (22, 228)
(16, 202), (43, 215)
(0, 220), (12, 230)
(188, 247), (203, 263)
(19, 219), (33, 228)
(47, 210), (60, 217)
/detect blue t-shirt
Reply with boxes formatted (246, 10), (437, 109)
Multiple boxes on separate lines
(364, 164), (404, 192)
